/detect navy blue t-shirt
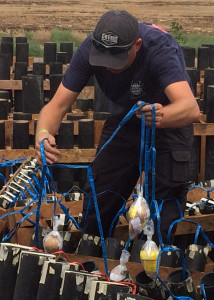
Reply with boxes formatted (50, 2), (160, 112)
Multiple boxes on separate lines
(62, 22), (193, 151)
(62, 22), (190, 116)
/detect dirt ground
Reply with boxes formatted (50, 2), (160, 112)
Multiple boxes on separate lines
(0, 0), (214, 35)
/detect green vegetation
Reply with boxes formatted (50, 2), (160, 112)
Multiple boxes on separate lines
(0, 26), (214, 58)
(170, 21), (214, 49)
(170, 21), (185, 44)
(182, 33), (214, 49)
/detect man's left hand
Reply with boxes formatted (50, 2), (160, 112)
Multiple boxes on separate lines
(136, 102), (164, 128)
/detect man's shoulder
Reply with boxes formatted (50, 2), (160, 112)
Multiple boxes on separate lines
(77, 35), (92, 54)
(138, 22), (178, 52)
(139, 22), (167, 33)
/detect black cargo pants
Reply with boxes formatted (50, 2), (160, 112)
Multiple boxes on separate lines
(82, 115), (191, 244)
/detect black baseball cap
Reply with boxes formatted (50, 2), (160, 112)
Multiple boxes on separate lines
(89, 10), (139, 69)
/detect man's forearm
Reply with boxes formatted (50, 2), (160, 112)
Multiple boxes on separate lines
(160, 100), (200, 128)
(36, 104), (64, 136)
(160, 81), (200, 128)
(36, 82), (80, 136)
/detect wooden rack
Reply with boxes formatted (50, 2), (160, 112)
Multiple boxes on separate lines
(194, 122), (214, 183)
(1, 121), (213, 182)
(0, 79), (94, 98)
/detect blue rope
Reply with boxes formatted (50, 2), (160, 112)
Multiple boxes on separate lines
(108, 202), (129, 238)
(165, 198), (186, 244)
(201, 283), (207, 300)
(82, 195), (92, 232)
(58, 201), (81, 230)
(125, 104), (157, 248)
(2, 208), (37, 242)
(0, 199), (36, 224)
(31, 172), (41, 189)
(9, 194), (19, 207)
(92, 102), (147, 163)
(139, 112), (145, 191)
(188, 184), (214, 199)
(87, 166), (109, 275)
(35, 138), (48, 248)
(150, 199), (163, 248)
(0, 173), (6, 184)
(143, 104), (156, 202)
(168, 217), (214, 249)
(151, 105), (156, 202)
(144, 126), (150, 201)
(0, 157), (26, 166)
(194, 223), (201, 245)
(155, 246), (194, 300)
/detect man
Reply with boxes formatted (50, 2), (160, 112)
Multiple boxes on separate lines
(35, 10), (200, 244)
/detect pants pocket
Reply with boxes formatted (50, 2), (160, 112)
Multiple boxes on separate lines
(171, 150), (190, 183)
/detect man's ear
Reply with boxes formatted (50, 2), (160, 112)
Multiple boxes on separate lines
(134, 38), (142, 52)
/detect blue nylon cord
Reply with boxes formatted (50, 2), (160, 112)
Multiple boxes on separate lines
(139, 112), (145, 192)
(9, 194), (19, 207)
(155, 247), (193, 300)
(197, 225), (214, 248)
(168, 217), (214, 249)
(85, 102), (148, 273)
(58, 201), (81, 230)
(0, 157), (26, 166)
(151, 105), (156, 202)
(35, 138), (48, 248)
(148, 105), (156, 202)
(20, 190), (27, 199)
(165, 198), (186, 244)
(83, 189), (127, 238)
(100, 102), (151, 249)
(44, 169), (58, 216)
(143, 104), (156, 202)
(87, 166), (109, 275)
(150, 197), (183, 246)
(82, 195), (92, 232)
(150, 199), (163, 248)
(188, 185), (214, 199)
(36, 103), (204, 281)
(0, 157), (26, 179)
(18, 210), (36, 227)
(27, 179), (40, 196)
(53, 196), (57, 218)
(108, 201), (129, 238)
(201, 284), (207, 300)
(18, 199), (38, 227)
(0, 207), (35, 222)
(31, 173), (41, 190)
(58, 184), (90, 200)
(50, 163), (88, 170)
(2, 208), (38, 242)
(125, 235), (134, 251)
(0, 173), (6, 184)
(36, 103), (148, 264)
(24, 185), (38, 199)
(44, 166), (57, 193)
(123, 104), (157, 249)
(194, 224), (201, 245)
(92, 102), (147, 163)
(58, 184), (91, 228)
(144, 126), (150, 201)
(48, 164), (88, 217)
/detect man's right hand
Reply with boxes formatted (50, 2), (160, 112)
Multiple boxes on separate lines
(35, 133), (61, 165)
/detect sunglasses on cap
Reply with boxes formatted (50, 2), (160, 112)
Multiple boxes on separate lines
(92, 38), (135, 55)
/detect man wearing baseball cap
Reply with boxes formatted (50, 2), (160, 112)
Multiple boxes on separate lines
(89, 10), (139, 69)
(35, 10), (200, 244)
